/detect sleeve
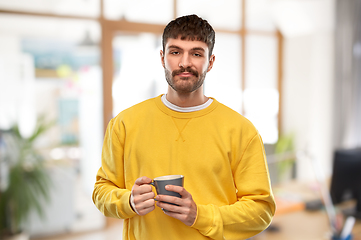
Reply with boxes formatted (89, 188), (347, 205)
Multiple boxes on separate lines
(191, 132), (276, 240)
(92, 118), (137, 219)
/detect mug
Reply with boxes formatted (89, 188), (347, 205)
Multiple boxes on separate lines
(150, 175), (184, 205)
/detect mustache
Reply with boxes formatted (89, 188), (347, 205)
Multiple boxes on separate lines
(172, 67), (199, 77)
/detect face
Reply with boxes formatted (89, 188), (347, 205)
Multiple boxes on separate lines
(160, 37), (215, 94)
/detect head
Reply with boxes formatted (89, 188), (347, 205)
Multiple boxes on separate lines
(161, 15), (216, 96)
(162, 14), (215, 58)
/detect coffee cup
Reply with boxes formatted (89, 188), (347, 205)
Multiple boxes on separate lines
(150, 175), (184, 205)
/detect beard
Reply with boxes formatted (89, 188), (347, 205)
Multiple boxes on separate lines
(165, 66), (207, 93)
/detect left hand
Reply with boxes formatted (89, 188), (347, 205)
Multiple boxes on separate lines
(155, 185), (197, 226)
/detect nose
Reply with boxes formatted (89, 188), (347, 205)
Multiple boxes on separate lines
(179, 53), (192, 68)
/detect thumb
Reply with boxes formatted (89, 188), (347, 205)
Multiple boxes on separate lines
(134, 176), (153, 186)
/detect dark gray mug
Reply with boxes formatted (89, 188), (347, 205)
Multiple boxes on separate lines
(150, 175), (184, 205)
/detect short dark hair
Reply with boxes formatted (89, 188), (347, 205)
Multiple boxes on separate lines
(162, 14), (215, 57)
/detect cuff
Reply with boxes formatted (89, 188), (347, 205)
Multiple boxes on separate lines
(190, 204), (214, 234)
(121, 191), (138, 218)
(129, 193), (140, 215)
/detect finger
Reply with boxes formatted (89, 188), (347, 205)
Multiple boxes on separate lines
(157, 201), (195, 224)
(133, 192), (155, 205)
(156, 194), (195, 215)
(134, 176), (153, 186)
(165, 185), (189, 197)
(155, 199), (187, 216)
(138, 206), (155, 216)
(133, 184), (153, 195)
(162, 208), (195, 226)
(137, 202), (155, 216)
(163, 209), (183, 217)
(156, 195), (183, 207)
(158, 201), (197, 226)
(156, 200), (182, 213)
(136, 198), (156, 210)
(134, 197), (156, 216)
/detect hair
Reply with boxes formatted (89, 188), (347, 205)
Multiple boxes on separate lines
(162, 14), (215, 57)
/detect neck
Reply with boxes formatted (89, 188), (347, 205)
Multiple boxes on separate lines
(166, 86), (208, 107)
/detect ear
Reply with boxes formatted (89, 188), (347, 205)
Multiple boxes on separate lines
(207, 54), (215, 72)
(160, 50), (165, 68)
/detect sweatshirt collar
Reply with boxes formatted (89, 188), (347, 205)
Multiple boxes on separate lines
(155, 94), (218, 119)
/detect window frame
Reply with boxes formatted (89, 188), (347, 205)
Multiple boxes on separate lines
(0, 0), (284, 135)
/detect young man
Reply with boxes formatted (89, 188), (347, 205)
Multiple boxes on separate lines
(93, 14), (275, 240)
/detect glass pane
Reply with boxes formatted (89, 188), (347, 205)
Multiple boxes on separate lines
(204, 33), (242, 113)
(246, 0), (277, 31)
(244, 35), (278, 144)
(0, 0), (100, 17)
(104, 0), (173, 24)
(177, 0), (242, 31)
(245, 35), (277, 89)
(244, 88), (279, 144)
(112, 33), (166, 116)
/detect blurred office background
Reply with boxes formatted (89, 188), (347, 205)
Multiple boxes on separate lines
(0, 0), (360, 239)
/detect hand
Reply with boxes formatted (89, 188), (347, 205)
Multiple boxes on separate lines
(155, 185), (197, 226)
(130, 176), (155, 216)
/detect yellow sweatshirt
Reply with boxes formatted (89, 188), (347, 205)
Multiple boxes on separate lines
(93, 95), (275, 240)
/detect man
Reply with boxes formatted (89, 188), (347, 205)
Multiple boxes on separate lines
(93, 14), (275, 240)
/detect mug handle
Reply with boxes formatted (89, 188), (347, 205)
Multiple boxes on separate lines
(148, 181), (158, 201)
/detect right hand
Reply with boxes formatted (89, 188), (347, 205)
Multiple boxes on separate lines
(130, 176), (155, 216)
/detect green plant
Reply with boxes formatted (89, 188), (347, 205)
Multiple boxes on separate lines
(0, 116), (53, 237)
(275, 133), (295, 181)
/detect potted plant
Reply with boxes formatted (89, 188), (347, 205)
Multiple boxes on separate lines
(275, 133), (296, 183)
(0, 117), (53, 240)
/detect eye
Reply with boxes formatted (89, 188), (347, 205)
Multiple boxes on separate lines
(170, 51), (179, 55)
(193, 53), (202, 57)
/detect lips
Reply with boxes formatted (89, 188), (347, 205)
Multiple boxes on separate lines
(172, 67), (199, 78)
(177, 72), (194, 77)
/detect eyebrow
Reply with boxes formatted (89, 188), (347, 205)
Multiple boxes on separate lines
(167, 45), (205, 52)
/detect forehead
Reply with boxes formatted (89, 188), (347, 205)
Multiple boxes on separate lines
(165, 37), (209, 52)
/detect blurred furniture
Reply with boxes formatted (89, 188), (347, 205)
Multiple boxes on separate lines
(253, 181), (361, 240)
(330, 148), (361, 219)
